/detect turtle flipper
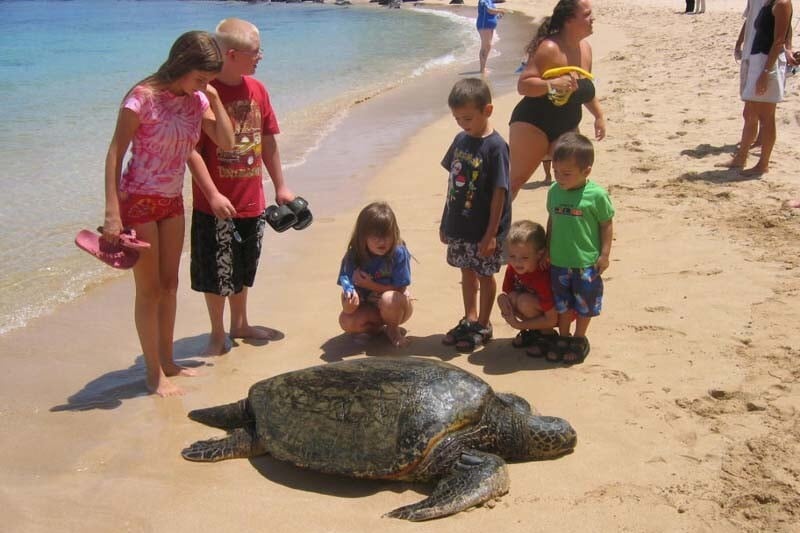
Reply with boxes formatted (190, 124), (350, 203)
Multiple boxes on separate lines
(384, 451), (510, 521)
(188, 399), (252, 430)
(181, 427), (266, 462)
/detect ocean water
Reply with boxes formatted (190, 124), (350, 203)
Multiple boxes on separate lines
(0, 0), (479, 334)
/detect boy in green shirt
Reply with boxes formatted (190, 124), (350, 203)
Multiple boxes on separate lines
(546, 132), (614, 364)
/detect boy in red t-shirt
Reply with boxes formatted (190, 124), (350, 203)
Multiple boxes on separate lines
(188, 18), (296, 355)
(497, 219), (558, 357)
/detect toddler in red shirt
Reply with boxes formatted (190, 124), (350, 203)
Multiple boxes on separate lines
(497, 220), (558, 357)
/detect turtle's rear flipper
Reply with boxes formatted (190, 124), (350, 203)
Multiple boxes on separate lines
(384, 451), (509, 521)
(182, 427), (266, 462)
(188, 399), (251, 430)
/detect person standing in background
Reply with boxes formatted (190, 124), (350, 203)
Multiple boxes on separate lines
(476, 0), (506, 74)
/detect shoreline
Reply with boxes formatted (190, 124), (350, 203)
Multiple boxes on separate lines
(0, 2), (509, 337)
(3, 1), (800, 532)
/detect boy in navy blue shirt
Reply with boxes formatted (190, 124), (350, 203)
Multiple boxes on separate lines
(440, 78), (511, 351)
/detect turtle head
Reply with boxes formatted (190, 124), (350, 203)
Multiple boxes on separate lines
(490, 395), (577, 460)
(518, 415), (577, 460)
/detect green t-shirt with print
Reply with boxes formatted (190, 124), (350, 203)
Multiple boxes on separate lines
(547, 180), (614, 268)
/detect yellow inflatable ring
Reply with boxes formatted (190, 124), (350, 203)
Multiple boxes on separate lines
(542, 66), (594, 106)
(541, 66), (594, 80)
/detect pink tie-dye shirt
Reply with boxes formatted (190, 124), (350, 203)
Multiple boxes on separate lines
(120, 85), (210, 197)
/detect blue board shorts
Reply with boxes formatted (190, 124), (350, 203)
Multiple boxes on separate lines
(550, 265), (603, 317)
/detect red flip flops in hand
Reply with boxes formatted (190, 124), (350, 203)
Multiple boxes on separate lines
(74, 227), (150, 269)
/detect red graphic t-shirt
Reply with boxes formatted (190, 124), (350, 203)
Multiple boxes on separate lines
(192, 76), (280, 218)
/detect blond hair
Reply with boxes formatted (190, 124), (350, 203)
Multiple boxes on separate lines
(507, 220), (546, 252)
(215, 18), (260, 52)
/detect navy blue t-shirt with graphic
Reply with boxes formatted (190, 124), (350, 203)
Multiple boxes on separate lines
(440, 130), (511, 243)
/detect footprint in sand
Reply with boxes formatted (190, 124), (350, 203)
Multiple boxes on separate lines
(644, 305), (671, 313)
(675, 389), (766, 418)
(628, 324), (686, 336)
(601, 369), (631, 384)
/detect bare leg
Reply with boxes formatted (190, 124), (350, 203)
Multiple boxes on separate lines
(203, 292), (230, 356)
(478, 29), (494, 74)
(509, 122), (550, 198)
(339, 304), (384, 335)
(542, 159), (552, 184)
(476, 273), (496, 328)
(746, 102), (777, 175)
(461, 268), (479, 323)
(378, 290), (414, 347)
(514, 292), (544, 320)
(719, 101), (759, 168)
(751, 128), (762, 148)
(155, 216), (197, 380)
(131, 221), (183, 397)
(557, 311), (573, 337)
(497, 292), (514, 319)
(573, 315), (591, 338)
(229, 287), (276, 341)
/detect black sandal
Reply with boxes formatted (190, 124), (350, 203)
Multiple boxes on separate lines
(286, 196), (313, 230)
(442, 318), (472, 346)
(524, 330), (558, 358)
(265, 204), (297, 232)
(562, 336), (590, 365)
(512, 329), (538, 348)
(455, 322), (492, 352)
(545, 335), (572, 363)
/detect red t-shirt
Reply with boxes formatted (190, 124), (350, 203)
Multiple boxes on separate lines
(501, 264), (555, 312)
(192, 76), (280, 218)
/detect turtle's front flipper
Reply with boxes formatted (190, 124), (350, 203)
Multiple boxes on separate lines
(384, 451), (510, 521)
(182, 427), (266, 462)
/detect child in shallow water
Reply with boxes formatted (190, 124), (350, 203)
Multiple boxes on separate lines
(337, 201), (414, 347)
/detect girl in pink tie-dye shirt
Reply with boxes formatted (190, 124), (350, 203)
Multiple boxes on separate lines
(101, 31), (235, 397)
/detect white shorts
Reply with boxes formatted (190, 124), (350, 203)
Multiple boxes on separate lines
(740, 53), (787, 103)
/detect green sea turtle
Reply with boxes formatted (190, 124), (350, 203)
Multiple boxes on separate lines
(182, 357), (576, 521)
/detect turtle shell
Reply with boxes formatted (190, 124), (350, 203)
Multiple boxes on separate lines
(248, 357), (492, 479)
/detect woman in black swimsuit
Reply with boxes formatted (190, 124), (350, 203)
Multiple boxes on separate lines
(508, 0), (606, 197)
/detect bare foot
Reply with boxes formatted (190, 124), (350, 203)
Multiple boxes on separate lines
(147, 376), (184, 397)
(785, 198), (800, 208)
(742, 164), (768, 176)
(716, 157), (746, 169)
(203, 334), (231, 356)
(385, 325), (410, 348)
(163, 362), (200, 378)
(230, 325), (278, 341)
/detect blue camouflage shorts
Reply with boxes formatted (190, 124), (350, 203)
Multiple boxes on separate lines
(446, 238), (504, 277)
(550, 265), (603, 317)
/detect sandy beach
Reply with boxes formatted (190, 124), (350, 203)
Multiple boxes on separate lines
(2, 0), (799, 531)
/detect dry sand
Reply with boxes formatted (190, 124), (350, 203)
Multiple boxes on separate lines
(1, 0), (799, 531)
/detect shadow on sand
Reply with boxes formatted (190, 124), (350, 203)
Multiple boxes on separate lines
(50, 329), (284, 412)
(319, 331), (561, 374)
(248, 455), (418, 501)
(680, 142), (738, 159)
